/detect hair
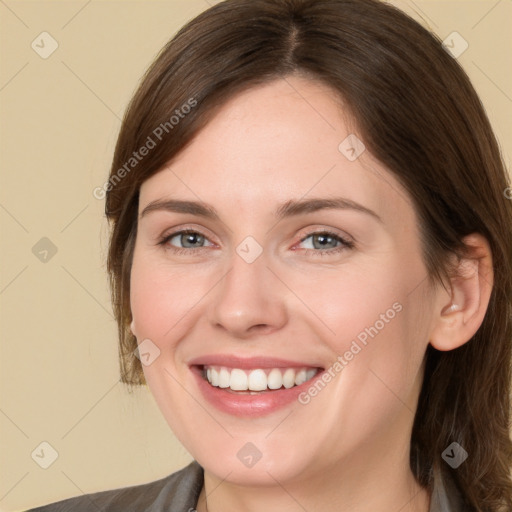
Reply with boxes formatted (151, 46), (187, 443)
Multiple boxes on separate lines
(104, 0), (512, 509)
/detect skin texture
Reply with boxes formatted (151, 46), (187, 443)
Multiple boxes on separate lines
(129, 75), (493, 512)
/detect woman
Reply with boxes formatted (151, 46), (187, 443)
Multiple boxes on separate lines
(28, 0), (512, 510)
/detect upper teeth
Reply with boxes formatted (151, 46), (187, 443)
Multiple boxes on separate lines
(204, 366), (318, 391)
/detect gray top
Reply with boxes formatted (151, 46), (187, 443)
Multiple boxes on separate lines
(26, 460), (466, 511)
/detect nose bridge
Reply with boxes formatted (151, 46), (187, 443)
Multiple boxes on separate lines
(207, 242), (287, 337)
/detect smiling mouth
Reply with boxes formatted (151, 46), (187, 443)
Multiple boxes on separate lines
(199, 365), (322, 393)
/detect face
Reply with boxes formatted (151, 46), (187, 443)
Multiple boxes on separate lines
(130, 75), (436, 487)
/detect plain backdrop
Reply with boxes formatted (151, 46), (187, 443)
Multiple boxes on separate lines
(1, 1), (511, 511)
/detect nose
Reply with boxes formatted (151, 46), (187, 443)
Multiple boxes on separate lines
(207, 248), (288, 339)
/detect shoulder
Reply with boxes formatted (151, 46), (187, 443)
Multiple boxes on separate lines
(25, 460), (203, 512)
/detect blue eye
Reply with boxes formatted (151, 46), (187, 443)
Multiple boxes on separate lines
(157, 229), (354, 257)
(296, 231), (354, 256)
(159, 230), (214, 252)
(299, 232), (346, 250)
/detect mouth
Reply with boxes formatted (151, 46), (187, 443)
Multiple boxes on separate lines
(188, 355), (326, 416)
(199, 365), (322, 393)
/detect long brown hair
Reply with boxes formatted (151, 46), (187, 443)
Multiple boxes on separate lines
(104, 0), (512, 509)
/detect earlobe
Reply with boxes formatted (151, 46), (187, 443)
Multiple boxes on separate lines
(429, 234), (493, 352)
(130, 318), (137, 337)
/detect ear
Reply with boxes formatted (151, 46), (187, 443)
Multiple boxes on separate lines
(429, 233), (493, 351)
(130, 318), (137, 338)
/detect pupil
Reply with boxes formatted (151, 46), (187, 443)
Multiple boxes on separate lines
(314, 234), (335, 249)
(183, 233), (202, 247)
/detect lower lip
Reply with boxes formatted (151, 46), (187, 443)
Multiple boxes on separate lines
(191, 366), (323, 417)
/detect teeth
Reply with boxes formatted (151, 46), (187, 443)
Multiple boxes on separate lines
(218, 368), (230, 388)
(204, 366), (319, 392)
(282, 368), (295, 388)
(248, 369), (267, 391)
(295, 369), (307, 386)
(210, 367), (219, 386)
(230, 369), (248, 391)
(267, 368), (283, 390)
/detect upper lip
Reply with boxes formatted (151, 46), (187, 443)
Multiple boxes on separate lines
(188, 354), (323, 370)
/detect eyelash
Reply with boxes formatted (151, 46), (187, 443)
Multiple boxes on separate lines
(157, 228), (355, 257)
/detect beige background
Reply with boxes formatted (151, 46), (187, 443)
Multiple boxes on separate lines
(0, 1), (511, 511)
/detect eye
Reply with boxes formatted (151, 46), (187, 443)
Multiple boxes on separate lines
(158, 229), (214, 253)
(157, 228), (355, 257)
(296, 230), (354, 255)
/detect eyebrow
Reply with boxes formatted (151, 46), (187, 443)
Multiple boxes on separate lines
(139, 197), (382, 223)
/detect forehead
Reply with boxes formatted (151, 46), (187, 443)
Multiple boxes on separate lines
(139, 76), (414, 231)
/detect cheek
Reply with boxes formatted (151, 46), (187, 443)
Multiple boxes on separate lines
(128, 250), (208, 429)
(129, 251), (212, 344)
(280, 257), (411, 351)
(282, 255), (429, 409)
